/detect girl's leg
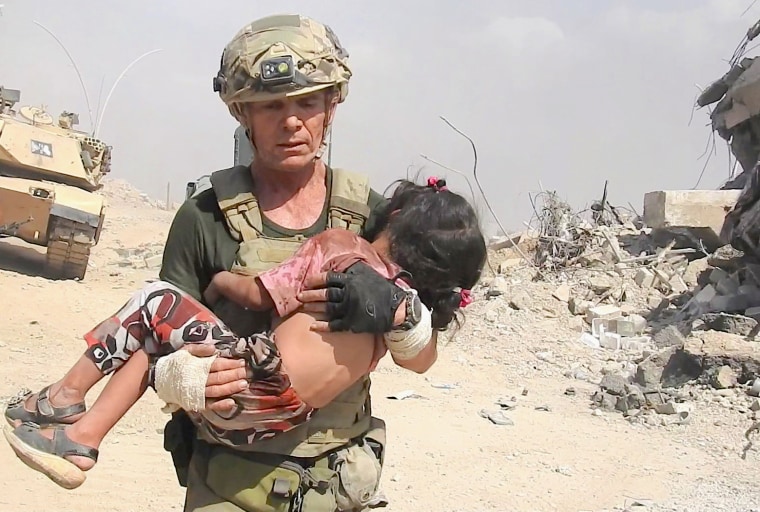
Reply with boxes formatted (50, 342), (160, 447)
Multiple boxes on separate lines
(4, 281), (237, 488)
(5, 355), (103, 427)
(3, 349), (151, 490)
(6, 280), (229, 428)
(20, 348), (151, 471)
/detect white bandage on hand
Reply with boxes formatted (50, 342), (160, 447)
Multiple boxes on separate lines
(154, 349), (218, 414)
(383, 304), (432, 361)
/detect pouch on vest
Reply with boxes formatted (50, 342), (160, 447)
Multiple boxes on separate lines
(205, 449), (304, 512)
(332, 416), (386, 511)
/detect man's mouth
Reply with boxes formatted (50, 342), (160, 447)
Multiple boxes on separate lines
(279, 141), (306, 148)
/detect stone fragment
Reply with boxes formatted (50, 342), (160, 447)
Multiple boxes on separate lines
(634, 268), (656, 288)
(487, 276), (507, 298)
(653, 325), (687, 349)
(699, 313), (758, 337)
(568, 297), (593, 316)
(683, 332), (760, 383)
(710, 365), (738, 389)
(599, 374), (628, 396)
(552, 284), (571, 302)
(586, 305), (622, 324)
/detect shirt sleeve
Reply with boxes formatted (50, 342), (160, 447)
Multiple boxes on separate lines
(256, 237), (321, 318)
(158, 199), (207, 302)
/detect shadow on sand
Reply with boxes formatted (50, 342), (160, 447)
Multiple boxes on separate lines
(0, 238), (49, 279)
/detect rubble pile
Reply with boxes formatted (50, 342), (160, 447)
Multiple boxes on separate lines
(100, 178), (173, 210)
(482, 186), (760, 434)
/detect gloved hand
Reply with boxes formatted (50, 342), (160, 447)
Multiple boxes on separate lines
(297, 261), (407, 333)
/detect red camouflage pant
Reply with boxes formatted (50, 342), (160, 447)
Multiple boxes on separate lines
(83, 280), (314, 448)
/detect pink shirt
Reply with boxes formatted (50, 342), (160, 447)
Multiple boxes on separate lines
(257, 229), (404, 318)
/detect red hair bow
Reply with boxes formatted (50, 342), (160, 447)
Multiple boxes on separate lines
(459, 289), (473, 308)
(427, 176), (448, 192)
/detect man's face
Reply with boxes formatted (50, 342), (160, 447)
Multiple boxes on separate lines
(243, 90), (335, 172)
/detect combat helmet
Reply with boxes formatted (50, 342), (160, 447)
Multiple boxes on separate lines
(214, 13), (352, 112)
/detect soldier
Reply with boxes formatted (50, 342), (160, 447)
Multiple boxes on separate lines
(157, 14), (437, 512)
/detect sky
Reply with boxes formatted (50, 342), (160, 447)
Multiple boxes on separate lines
(1, 0), (759, 236)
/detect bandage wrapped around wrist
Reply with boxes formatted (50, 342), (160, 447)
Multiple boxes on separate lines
(154, 350), (217, 414)
(383, 304), (432, 360)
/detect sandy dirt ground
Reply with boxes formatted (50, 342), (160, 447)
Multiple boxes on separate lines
(0, 183), (759, 512)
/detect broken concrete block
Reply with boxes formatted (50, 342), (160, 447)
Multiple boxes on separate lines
(592, 318), (610, 338)
(586, 305), (622, 324)
(568, 297), (593, 316)
(669, 275), (689, 294)
(654, 401), (693, 415)
(652, 267), (673, 292)
(643, 190), (741, 251)
(609, 315), (647, 337)
(144, 254), (163, 269)
(634, 268), (656, 288)
(745, 306), (760, 319)
(621, 336), (651, 352)
(578, 332), (601, 349)
(588, 276), (615, 294)
(600, 331), (622, 350)
(610, 317), (637, 337)
(629, 314), (648, 334)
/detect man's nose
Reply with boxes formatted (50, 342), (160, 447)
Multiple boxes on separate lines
(282, 106), (303, 130)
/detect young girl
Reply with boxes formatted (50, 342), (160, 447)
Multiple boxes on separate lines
(2, 177), (487, 490)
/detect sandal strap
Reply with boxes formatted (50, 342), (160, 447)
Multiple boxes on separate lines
(51, 427), (99, 462)
(35, 386), (87, 421)
(13, 424), (99, 462)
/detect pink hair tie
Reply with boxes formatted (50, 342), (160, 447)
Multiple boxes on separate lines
(426, 176), (448, 192)
(458, 289), (473, 308)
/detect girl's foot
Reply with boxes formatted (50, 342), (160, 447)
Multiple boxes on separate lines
(4, 385), (86, 428)
(2, 423), (98, 490)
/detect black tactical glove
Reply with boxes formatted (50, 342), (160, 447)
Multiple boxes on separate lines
(321, 261), (407, 333)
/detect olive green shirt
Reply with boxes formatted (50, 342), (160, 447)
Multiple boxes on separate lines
(159, 166), (385, 310)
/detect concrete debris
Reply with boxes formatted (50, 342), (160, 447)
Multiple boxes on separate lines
(114, 243), (165, 269)
(643, 190), (742, 252)
(480, 181), (760, 432)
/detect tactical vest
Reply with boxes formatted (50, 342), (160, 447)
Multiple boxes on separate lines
(209, 164), (374, 457)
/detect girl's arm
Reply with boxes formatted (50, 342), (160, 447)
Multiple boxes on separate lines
(204, 271), (275, 311)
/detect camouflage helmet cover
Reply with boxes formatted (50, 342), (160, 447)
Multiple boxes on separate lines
(214, 14), (352, 106)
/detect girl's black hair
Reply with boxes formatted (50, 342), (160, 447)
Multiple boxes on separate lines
(367, 178), (487, 331)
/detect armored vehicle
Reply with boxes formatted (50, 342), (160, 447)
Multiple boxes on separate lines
(0, 86), (112, 280)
